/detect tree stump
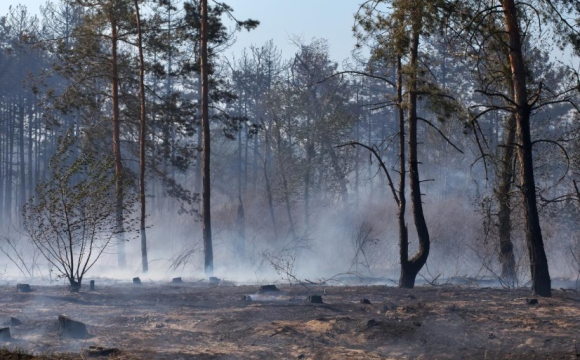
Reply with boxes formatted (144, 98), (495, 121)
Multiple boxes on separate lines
(209, 277), (220, 285)
(360, 298), (371, 304)
(16, 284), (31, 293)
(526, 298), (538, 305)
(133, 277), (141, 285)
(90, 280), (95, 291)
(10, 317), (22, 326)
(0, 327), (10, 340)
(69, 280), (81, 292)
(58, 315), (89, 339)
(259, 285), (279, 293)
(172, 277), (183, 284)
(307, 295), (323, 304)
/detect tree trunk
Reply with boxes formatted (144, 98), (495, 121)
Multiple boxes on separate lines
(395, 55), (410, 288)
(263, 126), (278, 240)
(235, 196), (246, 261)
(135, 0), (148, 273)
(110, 16), (126, 268)
(200, 0), (213, 276)
(497, 113), (517, 284)
(4, 104), (14, 224)
(501, 0), (551, 297)
(400, 23), (430, 289)
(194, 73), (202, 199)
(18, 96), (25, 224)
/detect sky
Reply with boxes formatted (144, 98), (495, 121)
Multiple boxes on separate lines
(223, 0), (359, 64)
(0, 0), (360, 64)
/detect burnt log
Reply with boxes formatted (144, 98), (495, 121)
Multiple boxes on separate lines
(16, 283), (31, 292)
(0, 327), (10, 340)
(259, 285), (279, 293)
(133, 277), (141, 285)
(307, 295), (323, 304)
(88, 346), (119, 357)
(360, 299), (371, 304)
(526, 298), (538, 305)
(172, 277), (183, 284)
(58, 315), (89, 339)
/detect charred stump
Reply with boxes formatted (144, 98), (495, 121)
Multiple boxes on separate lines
(307, 295), (323, 304)
(259, 285), (279, 293)
(16, 284), (31, 292)
(58, 315), (89, 339)
(172, 277), (183, 284)
(90, 280), (95, 291)
(88, 346), (119, 357)
(10, 317), (21, 326)
(133, 277), (141, 285)
(0, 328), (10, 340)
(69, 280), (81, 292)
(209, 277), (220, 285)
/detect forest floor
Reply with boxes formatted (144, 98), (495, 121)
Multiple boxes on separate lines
(0, 280), (579, 359)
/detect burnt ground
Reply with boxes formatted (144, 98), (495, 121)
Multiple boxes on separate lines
(0, 281), (580, 359)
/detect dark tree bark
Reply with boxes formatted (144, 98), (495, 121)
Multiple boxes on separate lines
(200, 0), (213, 276)
(400, 22), (430, 289)
(235, 196), (246, 260)
(110, 15), (126, 268)
(395, 55), (410, 289)
(501, 0), (551, 297)
(496, 113), (517, 284)
(135, 0), (148, 273)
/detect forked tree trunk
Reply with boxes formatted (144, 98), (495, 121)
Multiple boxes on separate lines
(395, 55), (409, 288)
(200, 0), (213, 276)
(135, 0), (148, 273)
(400, 22), (430, 289)
(501, 0), (551, 297)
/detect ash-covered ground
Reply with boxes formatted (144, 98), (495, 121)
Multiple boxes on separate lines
(0, 280), (579, 359)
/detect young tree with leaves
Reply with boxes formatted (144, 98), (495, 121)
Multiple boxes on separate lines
(23, 133), (136, 291)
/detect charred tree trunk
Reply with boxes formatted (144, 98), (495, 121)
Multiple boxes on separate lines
(496, 113), (517, 284)
(400, 24), (430, 289)
(194, 73), (202, 200)
(110, 16), (126, 268)
(304, 135), (313, 229)
(395, 55), (410, 289)
(274, 121), (296, 238)
(18, 96), (25, 224)
(263, 125), (278, 240)
(501, 0), (551, 297)
(235, 196), (246, 260)
(200, 0), (213, 276)
(135, 0), (148, 273)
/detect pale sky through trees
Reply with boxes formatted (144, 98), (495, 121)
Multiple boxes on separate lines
(0, 0), (359, 64)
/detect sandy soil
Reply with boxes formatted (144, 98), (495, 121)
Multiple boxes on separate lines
(0, 280), (579, 359)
